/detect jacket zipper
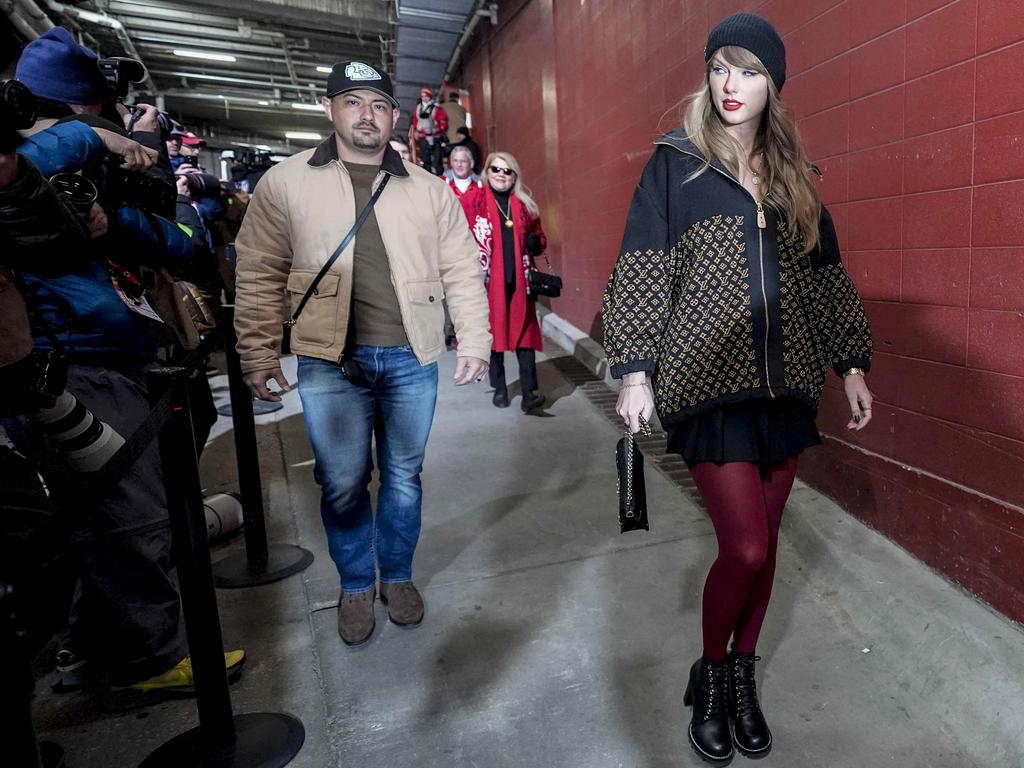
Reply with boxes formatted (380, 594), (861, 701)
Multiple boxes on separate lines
(665, 146), (776, 397)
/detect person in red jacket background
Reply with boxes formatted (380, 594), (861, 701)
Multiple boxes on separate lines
(461, 151), (547, 411)
(410, 87), (447, 175)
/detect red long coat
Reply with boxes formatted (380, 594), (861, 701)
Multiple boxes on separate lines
(460, 187), (546, 352)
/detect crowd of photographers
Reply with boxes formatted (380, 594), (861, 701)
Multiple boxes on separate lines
(0, 27), (252, 709)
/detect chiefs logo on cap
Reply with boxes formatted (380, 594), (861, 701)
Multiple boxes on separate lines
(345, 62), (382, 81)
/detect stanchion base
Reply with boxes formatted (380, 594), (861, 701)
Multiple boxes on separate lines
(213, 545), (313, 589)
(216, 400), (283, 417)
(139, 712), (304, 768)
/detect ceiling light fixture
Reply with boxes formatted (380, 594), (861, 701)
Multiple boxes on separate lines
(173, 49), (237, 63)
(316, 66), (332, 74)
(285, 132), (321, 141)
(291, 102), (322, 111)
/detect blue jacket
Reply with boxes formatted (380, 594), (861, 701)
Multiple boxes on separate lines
(17, 120), (104, 176)
(16, 122), (196, 364)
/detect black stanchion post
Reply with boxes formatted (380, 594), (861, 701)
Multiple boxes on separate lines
(224, 318), (268, 565)
(140, 367), (304, 767)
(148, 368), (236, 754)
(2, 584), (45, 768)
(212, 309), (313, 588)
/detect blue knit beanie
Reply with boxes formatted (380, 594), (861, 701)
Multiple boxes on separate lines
(15, 27), (108, 106)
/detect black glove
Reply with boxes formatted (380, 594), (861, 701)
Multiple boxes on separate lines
(524, 232), (544, 257)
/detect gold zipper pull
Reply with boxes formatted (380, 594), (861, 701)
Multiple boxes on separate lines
(756, 202), (767, 230)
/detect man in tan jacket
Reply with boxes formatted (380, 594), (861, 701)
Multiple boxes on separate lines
(234, 61), (490, 647)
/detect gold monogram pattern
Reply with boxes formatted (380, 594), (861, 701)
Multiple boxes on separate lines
(603, 215), (872, 419)
(655, 215), (759, 416)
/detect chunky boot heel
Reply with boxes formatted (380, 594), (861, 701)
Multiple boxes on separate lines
(728, 650), (772, 757)
(686, 657), (734, 764)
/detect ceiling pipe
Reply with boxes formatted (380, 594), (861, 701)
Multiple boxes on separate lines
(15, 0), (54, 34)
(44, 0), (159, 96)
(443, 1), (497, 84)
(150, 69), (322, 94)
(3, 3), (42, 39)
(131, 31), (313, 55)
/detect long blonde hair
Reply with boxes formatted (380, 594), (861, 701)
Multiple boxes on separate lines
(682, 45), (820, 253)
(482, 151), (540, 219)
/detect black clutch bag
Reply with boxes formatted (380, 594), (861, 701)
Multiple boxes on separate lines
(616, 416), (652, 533)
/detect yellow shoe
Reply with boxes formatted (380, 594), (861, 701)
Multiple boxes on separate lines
(128, 649), (246, 694)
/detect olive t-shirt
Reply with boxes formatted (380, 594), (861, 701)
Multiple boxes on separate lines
(344, 162), (409, 347)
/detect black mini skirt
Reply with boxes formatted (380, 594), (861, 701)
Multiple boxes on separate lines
(666, 397), (821, 466)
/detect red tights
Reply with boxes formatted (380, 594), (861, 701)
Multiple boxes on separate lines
(689, 458), (799, 661)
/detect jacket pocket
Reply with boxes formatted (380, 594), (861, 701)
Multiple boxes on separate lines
(286, 270), (340, 348)
(404, 279), (444, 353)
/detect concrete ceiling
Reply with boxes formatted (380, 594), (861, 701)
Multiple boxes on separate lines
(9, 0), (492, 154)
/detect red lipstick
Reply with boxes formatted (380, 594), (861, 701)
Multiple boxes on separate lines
(722, 99), (743, 111)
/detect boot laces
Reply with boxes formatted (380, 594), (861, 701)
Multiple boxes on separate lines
(700, 661), (730, 722)
(732, 653), (763, 717)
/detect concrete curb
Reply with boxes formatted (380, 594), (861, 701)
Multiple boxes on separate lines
(537, 304), (615, 388)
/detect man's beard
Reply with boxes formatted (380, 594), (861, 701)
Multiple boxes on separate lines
(350, 123), (384, 150)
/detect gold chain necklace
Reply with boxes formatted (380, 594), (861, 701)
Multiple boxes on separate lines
(495, 196), (514, 228)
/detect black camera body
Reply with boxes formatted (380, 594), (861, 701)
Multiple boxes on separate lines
(97, 56), (145, 101)
(97, 57), (173, 140)
(99, 156), (177, 218)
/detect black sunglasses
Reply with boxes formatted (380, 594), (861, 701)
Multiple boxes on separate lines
(489, 165), (515, 176)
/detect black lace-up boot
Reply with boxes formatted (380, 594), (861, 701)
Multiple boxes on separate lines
(683, 657), (734, 763)
(728, 650), (772, 756)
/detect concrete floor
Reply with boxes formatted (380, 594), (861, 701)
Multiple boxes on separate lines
(32, 343), (1024, 767)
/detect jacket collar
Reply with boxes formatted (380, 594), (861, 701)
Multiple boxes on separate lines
(654, 129), (736, 180)
(307, 134), (409, 177)
(654, 130), (823, 186)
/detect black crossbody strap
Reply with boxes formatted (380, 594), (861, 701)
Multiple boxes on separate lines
(286, 172), (391, 327)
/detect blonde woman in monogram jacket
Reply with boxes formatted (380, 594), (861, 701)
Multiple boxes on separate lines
(602, 13), (873, 763)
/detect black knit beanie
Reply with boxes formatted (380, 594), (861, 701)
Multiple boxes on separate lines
(704, 12), (787, 92)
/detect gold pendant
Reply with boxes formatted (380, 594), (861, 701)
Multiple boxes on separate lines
(504, 219), (514, 228)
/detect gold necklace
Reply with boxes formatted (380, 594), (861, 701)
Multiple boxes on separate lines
(495, 196), (514, 228)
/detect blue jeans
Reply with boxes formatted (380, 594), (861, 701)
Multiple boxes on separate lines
(297, 347), (438, 593)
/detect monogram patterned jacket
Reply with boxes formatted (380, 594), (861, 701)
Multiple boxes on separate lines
(602, 131), (872, 427)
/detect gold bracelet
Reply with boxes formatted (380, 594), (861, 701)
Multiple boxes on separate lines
(843, 367), (866, 378)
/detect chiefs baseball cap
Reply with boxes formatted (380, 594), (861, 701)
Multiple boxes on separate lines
(325, 61), (398, 108)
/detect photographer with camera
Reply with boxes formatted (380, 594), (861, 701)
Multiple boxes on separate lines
(4, 28), (245, 702)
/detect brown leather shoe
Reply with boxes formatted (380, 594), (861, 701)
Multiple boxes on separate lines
(337, 590), (376, 646)
(378, 581), (424, 627)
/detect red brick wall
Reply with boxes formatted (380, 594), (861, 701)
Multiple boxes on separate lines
(461, 0), (1024, 623)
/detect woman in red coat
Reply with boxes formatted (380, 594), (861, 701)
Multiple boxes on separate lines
(461, 151), (547, 410)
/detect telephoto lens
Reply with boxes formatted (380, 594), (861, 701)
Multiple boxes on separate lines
(185, 172), (223, 198)
(49, 173), (99, 214)
(34, 392), (125, 473)
(204, 492), (244, 541)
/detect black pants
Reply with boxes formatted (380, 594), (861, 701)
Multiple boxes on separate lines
(61, 364), (186, 684)
(416, 138), (443, 175)
(490, 348), (538, 393)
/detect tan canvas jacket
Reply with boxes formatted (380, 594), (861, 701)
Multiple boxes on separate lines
(234, 138), (491, 374)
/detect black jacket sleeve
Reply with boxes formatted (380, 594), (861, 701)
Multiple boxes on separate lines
(601, 146), (678, 379)
(813, 206), (873, 376)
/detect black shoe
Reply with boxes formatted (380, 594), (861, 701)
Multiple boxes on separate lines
(521, 391), (546, 412)
(728, 650), (772, 756)
(683, 657), (734, 763)
(492, 388), (509, 408)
